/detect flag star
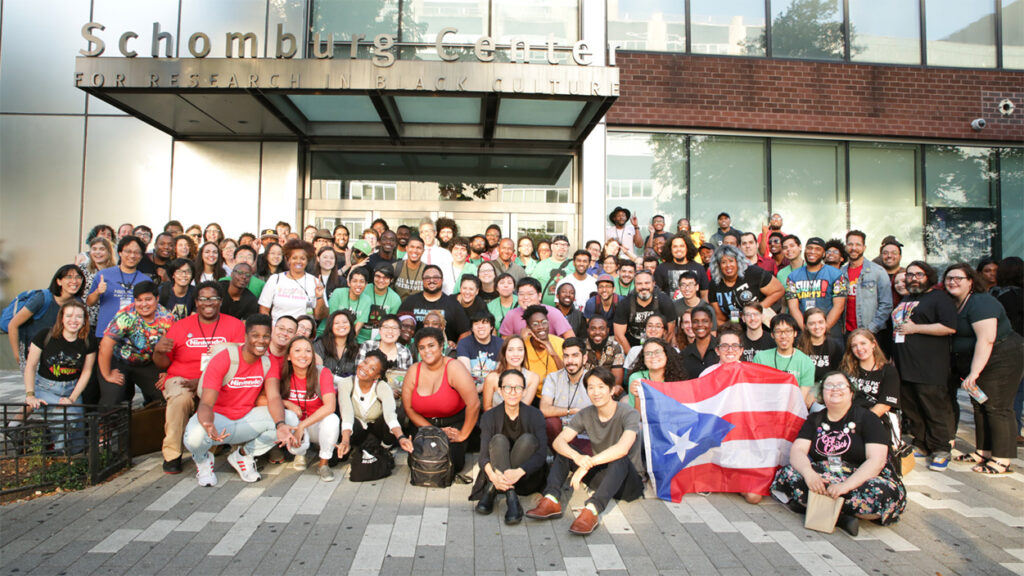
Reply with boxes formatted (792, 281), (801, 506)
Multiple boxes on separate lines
(665, 429), (698, 463)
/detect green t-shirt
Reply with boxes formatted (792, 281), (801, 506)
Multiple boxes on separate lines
(325, 288), (373, 340)
(222, 275), (265, 298)
(357, 288), (403, 343)
(627, 370), (649, 408)
(486, 296), (518, 329)
(516, 257), (537, 276)
(752, 348), (816, 392)
(453, 261), (479, 291)
(776, 265), (793, 287)
(530, 258), (571, 306)
(615, 279), (633, 297)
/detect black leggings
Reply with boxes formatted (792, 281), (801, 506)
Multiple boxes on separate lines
(99, 360), (162, 407)
(971, 336), (1024, 459)
(350, 417), (398, 448)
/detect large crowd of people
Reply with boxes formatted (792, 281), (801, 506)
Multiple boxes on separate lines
(8, 208), (1023, 536)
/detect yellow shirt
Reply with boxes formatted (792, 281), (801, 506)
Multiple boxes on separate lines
(524, 335), (564, 393)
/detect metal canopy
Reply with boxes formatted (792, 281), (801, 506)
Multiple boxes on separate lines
(75, 58), (619, 148)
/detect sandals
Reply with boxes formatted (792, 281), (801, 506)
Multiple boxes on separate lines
(953, 452), (986, 464)
(973, 461), (1013, 476)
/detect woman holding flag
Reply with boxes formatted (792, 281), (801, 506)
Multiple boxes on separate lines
(771, 371), (906, 536)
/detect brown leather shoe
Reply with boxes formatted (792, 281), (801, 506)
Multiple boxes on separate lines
(568, 508), (599, 535)
(525, 497), (563, 520)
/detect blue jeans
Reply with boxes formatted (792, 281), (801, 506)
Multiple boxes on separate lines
(34, 376), (85, 453)
(182, 407), (298, 464)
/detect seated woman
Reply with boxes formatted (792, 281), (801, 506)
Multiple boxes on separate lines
(771, 372), (906, 536)
(481, 335), (541, 412)
(337, 350), (414, 459)
(841, 329), (903, 457)
(280, 337), (339, 481)
(626, 337), (688, 411)
(471, 369), (548, 525)
(314, 310), (359, 378)
(402, 328), (481, 475)
(622, 313), (675, 371)
(422, 310), (458, 358)
(21, 301), (96, 452)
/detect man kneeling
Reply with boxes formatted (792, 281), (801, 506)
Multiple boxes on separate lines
(183, 314), (298, 486)
(526, 367), (644, 535)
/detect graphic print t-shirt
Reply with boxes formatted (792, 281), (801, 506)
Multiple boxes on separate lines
(32, 331), (95, 382)
(201, 349), (270, 419)
(798, 404), (887, 467)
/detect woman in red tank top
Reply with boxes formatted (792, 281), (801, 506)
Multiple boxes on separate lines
(402, 327), (480, 474)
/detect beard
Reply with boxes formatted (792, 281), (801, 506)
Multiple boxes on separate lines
(906, 282), (927, 295)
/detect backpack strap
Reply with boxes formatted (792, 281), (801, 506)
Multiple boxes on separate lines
(222, 346), (240, 388)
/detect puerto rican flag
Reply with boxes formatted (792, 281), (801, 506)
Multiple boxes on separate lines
(639, 362), (807, 501)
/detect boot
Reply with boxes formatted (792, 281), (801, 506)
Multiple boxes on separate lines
(836, 513), (859, 537)
(475, 481), (497, 515)
(504, 490), (523, 525)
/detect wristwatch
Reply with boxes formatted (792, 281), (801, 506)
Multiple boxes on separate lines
(274, 420), (287, 428)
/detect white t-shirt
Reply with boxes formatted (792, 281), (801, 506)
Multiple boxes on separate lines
(557, 274), (598, 311)
(605, 225), (637, 254)
(420, 244), (455, 294)
(257, 272), (324, 322)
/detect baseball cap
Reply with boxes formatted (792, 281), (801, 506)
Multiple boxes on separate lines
(551, 235), (570, 245)
(314, 228), (332, 240)
(351, 239), (372, 256)
(806, 237), (826, 249)
(596, 274), (615, 285)
(260, 228), (278, 239)
(880, 235), (903, 249)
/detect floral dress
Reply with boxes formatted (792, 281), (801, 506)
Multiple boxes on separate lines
(771, 404), (907, 525)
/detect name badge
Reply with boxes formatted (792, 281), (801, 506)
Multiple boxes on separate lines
(200, 352), (212, 372)
(119, 295), (133, 309)
(371, 328), (380, 342)
(803, 299), (816, 311)
(894, 333), (905, 344)
(827, 455), (843, 474)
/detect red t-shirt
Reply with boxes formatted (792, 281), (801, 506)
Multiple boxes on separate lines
(164, 315), (245, 379)
(845, 265), (863, 332)
(202, 348), (271, 419)
(287, 366), (336, 419)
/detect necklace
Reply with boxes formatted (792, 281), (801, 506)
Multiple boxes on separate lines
(957, 292), (971, 314)
(774, 349), (794, 373)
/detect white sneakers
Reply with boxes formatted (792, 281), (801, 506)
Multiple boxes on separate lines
(292, 453), (307, 470)
(228, 448), (261, 483)
(196, 454), (217, 487)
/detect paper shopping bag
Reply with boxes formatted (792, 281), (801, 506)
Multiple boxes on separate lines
(804, 492), (844, 533)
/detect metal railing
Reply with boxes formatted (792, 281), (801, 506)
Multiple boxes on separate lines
(0, 403), (131, 503)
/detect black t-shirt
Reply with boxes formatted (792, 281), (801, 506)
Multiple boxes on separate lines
(479, 288), (498, 303)
(398, 293), (471, 344)
(806, 337), (845, 383)
(460, 297), (485, 319)
(850, 363), (900, 409)
(366, 253), (396, 272)
(612, 291), (678, 346)
(502, 409), (525, 440)
(709, 267), (772, 318)
(891, 290), (957, 385)
(219, 280), (259, 321)
(798, 404), (888, 467)
(742, 331), (775, 363)
(680, 340), (719, 379)
(992, 286), (1022, 336)
(654, 261), (709, 295)
(31, 331), (96, 382)
(159, 282), (195, 321)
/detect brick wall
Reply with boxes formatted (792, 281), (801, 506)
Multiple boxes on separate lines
(607, 52), (1024, 142)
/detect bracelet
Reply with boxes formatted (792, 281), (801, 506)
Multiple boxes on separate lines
(398, 435), (408, 441)
(275, 420), (287, 428)
(25, 391), (34, 397)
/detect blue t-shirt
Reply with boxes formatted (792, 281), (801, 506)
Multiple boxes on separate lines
(455, 335), (503, 389)
(784, 265), (848, 314)
(89, 267), (148, 337)
(20, 290), (59, 344)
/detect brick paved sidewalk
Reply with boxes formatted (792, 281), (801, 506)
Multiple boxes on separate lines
(1, 371), (1022, 576)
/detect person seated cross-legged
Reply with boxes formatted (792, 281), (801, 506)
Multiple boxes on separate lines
(182, 314), (299, 486)
(526, 367), (645, 535)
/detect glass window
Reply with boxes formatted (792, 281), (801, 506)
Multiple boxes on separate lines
(691, 0), (766, 56)
(311, 0), (400, 41)
(1000, 148), (1024, 258)
(268, 0), (308, 58)
(402, 0), (487, 43)
(849, 0), (921, 64)
(179, 0), (267, 58)
(1003, 0), (1024, 69)
(492, 0), (578, 63)
(607, 0), (686, 52)
(924, 145), (997, 266)
(771, 140), (847, 241)
(926, 0), (997, 68)
(690, 136), (767, 236)
(769, 0), (845, 60)
(606, 132), (688, 230)
(848, 143), (923, 261)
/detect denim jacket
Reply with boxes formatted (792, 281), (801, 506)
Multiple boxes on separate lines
(841, 259), (893, 333)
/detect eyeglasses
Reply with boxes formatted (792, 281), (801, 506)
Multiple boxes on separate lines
(197, 296), (222, 303)
(945, 275), (968, 284)
(643, 350), (665, 358)
(906, 272), (926, 278)
(717, 343), (743, 351)
(528, 319), (549, 328)
(822, 382), (849, 391)
(772, 329), (795, 336)
(174, 269), (192, 276)
(423, 275), (443, 281)
(501, 385), (525, 393)
(381, 325), (400, 331)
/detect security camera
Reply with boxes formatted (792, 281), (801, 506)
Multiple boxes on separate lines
(971, 118), (986, 131)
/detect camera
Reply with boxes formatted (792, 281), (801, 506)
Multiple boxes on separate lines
(970, 118), (987, 131)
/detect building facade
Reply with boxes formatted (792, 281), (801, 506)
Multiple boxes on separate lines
(1, 0), (1021, 304)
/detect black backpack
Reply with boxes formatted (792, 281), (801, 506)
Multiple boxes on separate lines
(409, 426), (454, 488)
(349, 436), (395, 483)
